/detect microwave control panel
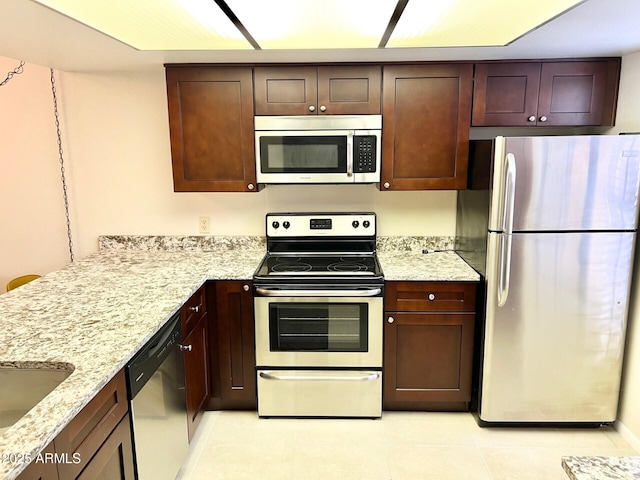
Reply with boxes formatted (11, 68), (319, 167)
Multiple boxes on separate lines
(353, 136), (377, 173)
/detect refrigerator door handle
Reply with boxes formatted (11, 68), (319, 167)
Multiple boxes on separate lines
(501, 153), (516, 235)
(498, 153), (516, 307)
(498, 233), (513, 307)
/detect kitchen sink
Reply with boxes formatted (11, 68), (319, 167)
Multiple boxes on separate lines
(0, 364), (74, 434)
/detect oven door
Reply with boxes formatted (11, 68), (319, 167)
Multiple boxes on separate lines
(254, 294), (383, 368)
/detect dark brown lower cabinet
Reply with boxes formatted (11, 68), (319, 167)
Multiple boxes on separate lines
(384, 281), (477, 411)
(184, 315), (210, 441)
(15, 443), (58, 480)
(18, 370), (134, 480)
(74, 415), (134, 480)
(208, 281), (257, 410)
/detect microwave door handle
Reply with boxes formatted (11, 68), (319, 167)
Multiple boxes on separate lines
(347, 132), (354, 177)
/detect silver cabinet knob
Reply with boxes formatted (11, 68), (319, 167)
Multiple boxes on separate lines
(383, 182), (390, 189)
(189, 305), (200, 313)
(528, 115), (536, 122)
(247, 183), (255, 190)
(308, 105), (316, 112)
(320, 105), (327, 112)
(388, 316), (395, 324)
(428, 293), (436, 301)
(179, 344), (192, 352)
(243, 284), (250, 292)
(539, 116), (548, 122)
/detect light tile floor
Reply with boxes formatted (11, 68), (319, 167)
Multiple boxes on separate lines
(178, 411), (639, 480)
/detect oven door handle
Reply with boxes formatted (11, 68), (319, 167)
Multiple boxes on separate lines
(255, 287), (382, 297)
(259, 371), (380, 382)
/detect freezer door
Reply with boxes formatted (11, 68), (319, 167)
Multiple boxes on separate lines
(490, 135), (640, 232)
(480, 231), (635, 423)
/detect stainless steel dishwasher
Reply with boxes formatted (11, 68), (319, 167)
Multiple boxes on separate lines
(126, 312), (189, 479)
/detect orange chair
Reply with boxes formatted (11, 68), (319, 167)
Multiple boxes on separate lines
(6, 274), (41, 291)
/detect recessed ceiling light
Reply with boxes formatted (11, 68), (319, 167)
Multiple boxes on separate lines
(386, 0), (585, 48)
(32, 0), (253, 50)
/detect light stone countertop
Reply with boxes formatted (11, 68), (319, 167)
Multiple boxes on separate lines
(0, 235), (479, 479)
(562, 456), (640, 479)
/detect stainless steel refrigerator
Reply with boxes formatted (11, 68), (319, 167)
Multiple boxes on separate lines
(456, 135), (640, 424)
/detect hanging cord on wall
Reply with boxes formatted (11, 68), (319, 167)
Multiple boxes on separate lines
(50, 68), (75, 263)
(0, 60), (25, 87)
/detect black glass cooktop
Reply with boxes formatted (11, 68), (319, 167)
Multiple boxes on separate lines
(254, 254), (383, 280)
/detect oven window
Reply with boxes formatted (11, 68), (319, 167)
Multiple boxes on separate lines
(259, 136), (347, 173)
(269, 303), (368, 352)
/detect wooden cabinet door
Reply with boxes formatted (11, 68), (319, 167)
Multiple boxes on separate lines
(472, 62), (541, 126)
(384, 312), (475, 408)
(254, 66), (317, 115)
(75, 415), (135, 480)
(16, 443), (58, 480)
(381, 64), (472, 190)
(538, 60), (619, 126)
(166, 67), (257, 192)
(55, 371), (128, 480)
(316, 65), (381, 115)
(209, 281), (257, 410)
(472, 59), (620, 127)
(183, 316), (210, 442)
(254, 65), (381, 115)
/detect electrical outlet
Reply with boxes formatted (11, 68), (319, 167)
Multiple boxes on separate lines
(199, 216), (210, 234)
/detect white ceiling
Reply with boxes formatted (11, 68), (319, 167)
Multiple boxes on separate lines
(1, 0), (640, 73)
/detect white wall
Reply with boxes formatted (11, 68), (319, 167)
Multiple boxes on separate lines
(611, 50), (640, 451)
(58, 68), (457, 259)
(1, 58), (457, 291)
(0, 57), (72, 292)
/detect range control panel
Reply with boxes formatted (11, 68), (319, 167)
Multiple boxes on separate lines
(266, 212), (376, 238)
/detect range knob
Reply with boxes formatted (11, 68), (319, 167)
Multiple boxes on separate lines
(272, 221), (280, 229)
(283, 221), (290, 229)
(352, 220), (360, 228)
(363, 220), (370, 228)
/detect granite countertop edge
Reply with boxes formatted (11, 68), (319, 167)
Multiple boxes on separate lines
(0, 235), (478, 479)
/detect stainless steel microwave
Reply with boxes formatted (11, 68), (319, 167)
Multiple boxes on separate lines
(255, 115), (382, 184)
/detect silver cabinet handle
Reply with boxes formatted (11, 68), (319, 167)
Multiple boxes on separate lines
(388, 316), (395, 324)
(528, 115), (536, 122)
(189, 305), (200, 313)
(259, 371), (380, 382)
(383, 182), (390, 189)
(308, 105), (316, 112)
(243, 284), (250, 292)
(255, 287), (381, 297)
(179, 344), (192, 352)
(539, 116), (548, 122)
(248, 183), (255, 190)
(428, 293), (436, 301)
(320, 105), (327, 112)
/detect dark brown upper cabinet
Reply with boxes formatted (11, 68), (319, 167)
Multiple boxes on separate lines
(472, 59), (620, 127)
(381, 63), (473, 190)
(254, 65), (382, 115)
(166, 66), (257, 192)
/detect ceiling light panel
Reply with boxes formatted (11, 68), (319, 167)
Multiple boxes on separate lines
(387, 0), (585, 48)
(32, 0), (252, 50)
(225, 0), (398, 49)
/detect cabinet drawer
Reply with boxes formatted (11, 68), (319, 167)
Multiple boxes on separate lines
(182, 286), (206, 336)
(55, 370), (128, 480)
(385, 282), (476, 312)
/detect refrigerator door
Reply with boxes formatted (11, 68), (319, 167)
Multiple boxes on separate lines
(490, 135), (640, 232)
(480, 230), (635, 423)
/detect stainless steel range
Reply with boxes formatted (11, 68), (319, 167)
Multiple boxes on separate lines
(253, 212), (384, 418)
